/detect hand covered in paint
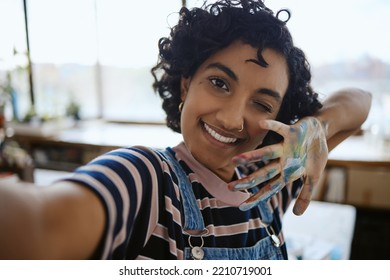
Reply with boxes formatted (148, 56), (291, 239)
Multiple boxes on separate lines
(228, 117), (328, 215)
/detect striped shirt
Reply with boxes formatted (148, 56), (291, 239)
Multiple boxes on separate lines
(65, 142), (301, 259)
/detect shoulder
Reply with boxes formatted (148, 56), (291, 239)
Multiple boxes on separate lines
(84, 145), (169, 172)
(63, 146), (178, 259)
(68, 146), (178, 195)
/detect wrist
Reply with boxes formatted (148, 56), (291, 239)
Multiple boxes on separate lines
(300, 116), (329, 139)
(313, 116), (329, 139)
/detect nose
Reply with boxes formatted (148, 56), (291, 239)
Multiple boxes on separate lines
(215, 99), (245, 132)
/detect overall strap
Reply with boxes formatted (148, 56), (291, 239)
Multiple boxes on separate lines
(157, 148), (206, 231)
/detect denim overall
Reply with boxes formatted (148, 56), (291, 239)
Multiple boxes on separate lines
(160, 148), (284, 260)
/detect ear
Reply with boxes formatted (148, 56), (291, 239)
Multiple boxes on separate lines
(180, 77), (190, 101)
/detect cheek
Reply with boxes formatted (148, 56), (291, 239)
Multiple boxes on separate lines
(181, 101), (199, 126)
(180, 99), (203, 137)
(183, 91), (217, 120)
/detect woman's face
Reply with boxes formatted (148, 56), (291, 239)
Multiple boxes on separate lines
(180, 41), (289, 182)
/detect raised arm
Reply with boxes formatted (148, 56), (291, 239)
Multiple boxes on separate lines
(228, 87), (372, 214)
(315, 87), (372, 151)
(0, 180), (105, 259)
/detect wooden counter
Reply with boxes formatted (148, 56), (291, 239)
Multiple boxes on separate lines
(10, 120), (183, 171)
(328, 135), (390, 168)
(325, 134), (390, 209)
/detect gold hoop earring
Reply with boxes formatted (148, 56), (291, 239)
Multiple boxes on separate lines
(178, 102), (184, 112)
(238, 122), (244, 132)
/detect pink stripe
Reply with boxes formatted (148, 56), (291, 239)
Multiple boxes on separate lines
(153, 224), (184, 259)
(173, 142), (250, 207)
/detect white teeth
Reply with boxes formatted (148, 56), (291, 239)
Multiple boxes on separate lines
(204, 123), (237, 144)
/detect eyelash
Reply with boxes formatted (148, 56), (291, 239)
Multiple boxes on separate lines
(209, 77), (229, 91)
(253, 100), (273, 113)
(208, 76), (273, 113)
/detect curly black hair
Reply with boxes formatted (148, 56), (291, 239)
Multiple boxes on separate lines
(151, 0), (322, 145)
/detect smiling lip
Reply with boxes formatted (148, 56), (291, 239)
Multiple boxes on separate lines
(202, 122), (239, 145)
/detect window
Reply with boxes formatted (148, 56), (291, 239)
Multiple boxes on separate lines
(1, 0), (389, 132)
(1, 0), (181, 123)
(0, 0), (30, 120)
(28, 0), (99, 119)
(266, 0), (390, 133)
(96, 0), (179, 122)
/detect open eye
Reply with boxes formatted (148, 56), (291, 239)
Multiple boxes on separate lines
(209, 77), (229, 91)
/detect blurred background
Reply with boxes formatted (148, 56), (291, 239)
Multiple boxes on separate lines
(1, 0), (389, 126)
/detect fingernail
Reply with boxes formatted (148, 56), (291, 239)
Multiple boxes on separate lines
(293, 204), (304, 215)
(293, 201), (309, 215)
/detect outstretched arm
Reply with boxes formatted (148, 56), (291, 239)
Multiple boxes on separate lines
(0, 180), (105, 259)
(228, 87), (372, 214)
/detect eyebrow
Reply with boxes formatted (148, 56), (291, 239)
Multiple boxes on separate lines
(206, 62), (238, 81)
(257, 88), (282, 102)
(206, 62), (282, 102)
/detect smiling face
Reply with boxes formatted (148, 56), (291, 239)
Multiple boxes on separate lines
(180, 40), (289, 182)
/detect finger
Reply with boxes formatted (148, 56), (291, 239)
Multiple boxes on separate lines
(282, 160), (305, 183)
(259, 119), (291, 138)
(239, 178), (285, 211)
(229, 161), (281, 191)
(292, 175), (316, 215)
(232, 143), (283, 165)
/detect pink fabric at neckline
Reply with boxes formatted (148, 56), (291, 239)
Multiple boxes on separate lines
(172, 142), (250, 207)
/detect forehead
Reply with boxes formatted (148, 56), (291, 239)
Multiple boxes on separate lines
(196, 41), (289, 97)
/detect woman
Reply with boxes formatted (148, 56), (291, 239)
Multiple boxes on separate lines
(0, 0), (371, 260)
